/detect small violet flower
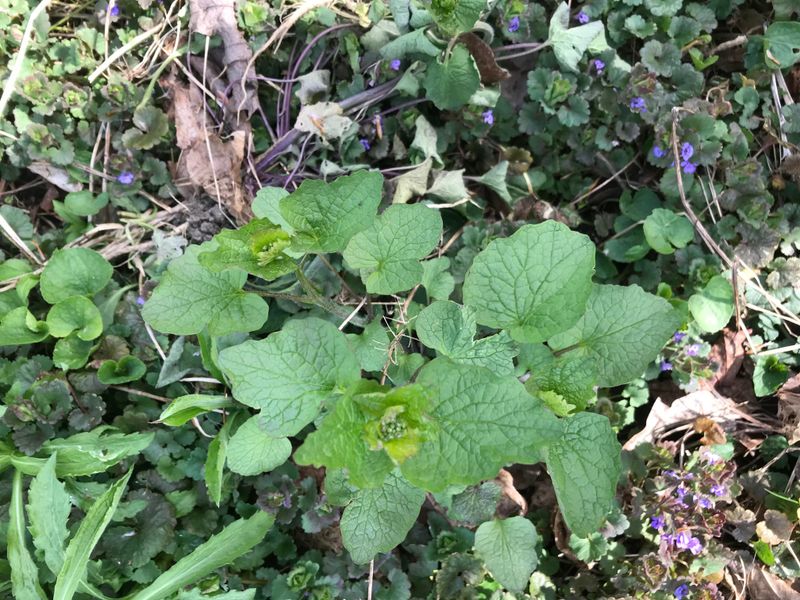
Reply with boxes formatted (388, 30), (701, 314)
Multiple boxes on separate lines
(702, 450), (721, 464)
(389, 58), (401, 71)
(660, 360), (673, 372)
(117, 171), (135, 185)
(576, 10), (590, 24)
(685, 343), (700, 356)
(482, 109), (494, 125)
(675, 531), (703, 555)
(681, 160), (698, 174)
(676, 485), (688, 499)
(711, 484), (727, 496)
(697, 496), (714, 509)
(593, 59), (605, 74)
(108, 2), (119, 16)
(135, 295), (146, 306)
(674, 583), (690, 599)
(653, 145), (666, 158)
(359, 138), (371, 151)
(629, 96), (647, 113)
(508, 16), (520, 33)
(650, 515), (666, 530)
(674, 331), (687, 343)
(681, 142), (694, 161)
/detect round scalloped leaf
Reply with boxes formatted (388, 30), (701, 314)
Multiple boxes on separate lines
(40, 248), (113, 304)
(97, 356), (147, 385)
(46, 296), (103, 340)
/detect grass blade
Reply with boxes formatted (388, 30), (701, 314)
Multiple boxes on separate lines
(8, 469), (47, 600)
(53, 469), (132, 600)
(129, 511), (274, 600)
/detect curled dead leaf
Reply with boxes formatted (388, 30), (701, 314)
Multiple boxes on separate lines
(188, 0), (258, 121)
(756, 509), (795, 546)
(168, 78), (248, 220)
(458, 33), (510, 85)
(694, 416), (728, 445)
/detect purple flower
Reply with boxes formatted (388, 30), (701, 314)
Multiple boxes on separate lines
(681, 142), (694, 161)
(508, 16), (520, 33)
(135, 295), (146, 306)
(664, 469), (679, 479)
(389, 59), (401, 71)
(359, 138), (371, 151)
(117, 171), (134, 185)
(650, 515), (666, 530)
(701, 450), (721, 464)
(593, 58), (605, 73)
(681, 160), (697, 174)
(673, 331), (687, 343)
(676, 485), (688, 499)
(108, 2), (119, 16)
(674, 584), (690, 599)
(629, 97), (647, 112)
(576, 10), (590, 24)
(697, 496), (713, 509)
(660, 360), (673, 372)
(710, 484), (727, 496)
(674, 531), (703, 555)
(482, 109), (494, 125)
(685, 343), (700, 357)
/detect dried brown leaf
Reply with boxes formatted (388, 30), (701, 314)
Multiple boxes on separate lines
(757, 509), (796, 545)
(169, 79), (248, 220)
(747, 566), (800, 600)
(189, 0), (258, 119)
(458, 33), (510, 85)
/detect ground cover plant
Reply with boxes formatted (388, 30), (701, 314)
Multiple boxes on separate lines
(1, 0), (800, 597)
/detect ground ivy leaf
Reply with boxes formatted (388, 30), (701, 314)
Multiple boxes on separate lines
(294, 394), (394, 489)
(400, 359), (562, 491)
(343, 204), (442, 294)
(198, 219), (296, 281)
(688, 275), (734, 333)
(764, 22), (800, 69)
(462, 221), (595, 343)
(218, 318), (361, 437)
(548, 284), (680, 387)
(141, 244), (268, 336)
(643, 208), (694, 254)
(544, 413), (620, 537)
(27, 454), (70, 575)
(424, 44), (480, 111)
(279, 170), (383, 253)
(449, 481), (502, 525)
(474, 517), (539, 592)
(416, 300), (518, 376)
(340, 470), (424, 564)
(548, 2), (606, 73)
(40, 248), (112, 304)
(46, 296), (103, 340)
(226, 416), (292, 476)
